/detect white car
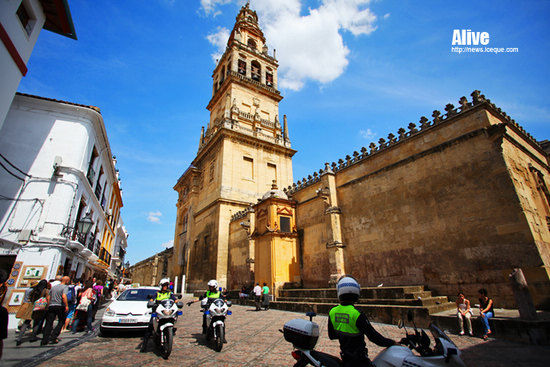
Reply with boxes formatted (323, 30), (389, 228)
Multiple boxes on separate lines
(101, 286), (159, 332)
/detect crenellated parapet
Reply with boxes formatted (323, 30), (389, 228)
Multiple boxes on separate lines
(231, 205), (254, 222)
(284, 90), (542, 196)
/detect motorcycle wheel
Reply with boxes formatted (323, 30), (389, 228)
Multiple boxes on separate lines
(214, 324), (224, 352)
(161, 327), (173, 359)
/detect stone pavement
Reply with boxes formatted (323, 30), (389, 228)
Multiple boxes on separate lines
(1, 303), (107, 367)
(33, 303), (550, 367)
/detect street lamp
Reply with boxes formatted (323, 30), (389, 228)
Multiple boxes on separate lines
(76, 212), (94, 236)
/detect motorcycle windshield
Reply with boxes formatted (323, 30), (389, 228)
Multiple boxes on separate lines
(429, 324), (456, 347)
(161, 299), (174, 309)
(212, 299), (225, 307)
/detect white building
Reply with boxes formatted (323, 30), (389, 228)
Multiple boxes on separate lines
(0, 0), (76, 128)
(0, 93), (125, 328)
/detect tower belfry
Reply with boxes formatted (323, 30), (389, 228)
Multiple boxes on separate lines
(173, 3), (296, 291)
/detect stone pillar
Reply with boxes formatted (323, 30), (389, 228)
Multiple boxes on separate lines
(319, 163), (346, 285)
(247, 207), (256, 281)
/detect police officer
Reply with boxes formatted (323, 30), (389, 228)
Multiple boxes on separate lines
(328, 276), (397, 366)
(140, 278), (176, 353)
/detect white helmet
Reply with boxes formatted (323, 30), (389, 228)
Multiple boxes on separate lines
(207, 279), (218, 288)
(336, 276), (360, 301)
(159, 278), (170, 287)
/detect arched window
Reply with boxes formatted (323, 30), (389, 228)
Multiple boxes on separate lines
(220, 66), (225, 84)
(238, 59), (246, 75)
(247, 38), (257, 50)
(251, 60), (261, 81)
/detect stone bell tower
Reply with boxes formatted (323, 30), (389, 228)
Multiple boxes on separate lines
(173, 3), (296, 291)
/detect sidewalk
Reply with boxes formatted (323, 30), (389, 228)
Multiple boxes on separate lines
(1, 302), (108, 367)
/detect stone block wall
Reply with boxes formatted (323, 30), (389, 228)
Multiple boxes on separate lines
(286, 92), (550, 309)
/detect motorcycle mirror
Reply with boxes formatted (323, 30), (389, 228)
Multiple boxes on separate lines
(445, 348), (458, 363)
(398, 319), (404, 329)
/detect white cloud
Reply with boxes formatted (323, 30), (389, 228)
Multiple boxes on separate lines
(206, 27), (231, 62)
(203, 0), (379, 91)
(161, 240), (174, 249)
(359, 128), (376, 139)
(383, 13), (390, 19)
(201, 0), (233, 16)
(147, 211), (162, 223)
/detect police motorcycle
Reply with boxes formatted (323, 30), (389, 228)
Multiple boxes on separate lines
(201, 296), (232, 352)
(147, 294), (184, 359)
(282, 311), (466, 367)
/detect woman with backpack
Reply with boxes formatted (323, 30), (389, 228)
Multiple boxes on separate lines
(72, 280), (95, 333)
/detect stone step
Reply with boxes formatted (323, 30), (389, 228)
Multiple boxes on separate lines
(276, 296), (450, 307)
(279, 286), (427, 300)
(430, 309), (550, 344)
(236, 299), (455, 328)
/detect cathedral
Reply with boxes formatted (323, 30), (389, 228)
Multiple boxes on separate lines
(173, 4), (550, 309)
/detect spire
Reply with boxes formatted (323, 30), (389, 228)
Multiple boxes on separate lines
(200, 126), (204, 147)
(283, 115), (289, 142)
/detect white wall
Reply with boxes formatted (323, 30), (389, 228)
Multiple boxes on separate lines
(0, 0), (46, 127)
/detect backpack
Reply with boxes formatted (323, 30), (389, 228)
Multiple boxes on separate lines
(67, 285), (76, 304)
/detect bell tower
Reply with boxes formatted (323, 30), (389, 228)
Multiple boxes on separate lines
(174, 3), (296, 291)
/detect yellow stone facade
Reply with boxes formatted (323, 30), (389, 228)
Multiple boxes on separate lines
(173, 4), (550, 308)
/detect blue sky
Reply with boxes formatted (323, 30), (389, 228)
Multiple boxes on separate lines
(18, 0), (550, 264)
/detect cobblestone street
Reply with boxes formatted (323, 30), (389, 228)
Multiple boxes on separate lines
(36, 302), (550, 367)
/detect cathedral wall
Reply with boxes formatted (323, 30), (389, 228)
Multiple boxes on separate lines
(220, 138), (293, 203)
(186, 205), (219, 291)
(293, 107), (550, 308)
(227, 216), (251, 290)
(499, 128), (550, 307)
(293, 184), (333, 288)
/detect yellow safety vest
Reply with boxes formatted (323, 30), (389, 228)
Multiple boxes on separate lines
(206, 290), (220, 298)
(156, 291), (172, 301)
(329, 305), (361, 336)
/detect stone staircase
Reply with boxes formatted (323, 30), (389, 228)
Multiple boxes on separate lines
(235, 285), (455, 328)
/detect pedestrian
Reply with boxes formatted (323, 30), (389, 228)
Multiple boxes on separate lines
(239, 285), (248, 299)
(117, 281), (127, 296)
(253, 282), (262, 311)
(456, 292), (472, 336)
(61, 279), (77, 333)
(72, 280), (95, 333)
(15, 280), (38, 345)
(92, 280), (104, 320)
(41, 275), (70, 345)
(478, 288), (494, 340)
(262, 282), (270, 310)
(0, 270), (9, 361)
(29, 280), (50, 340)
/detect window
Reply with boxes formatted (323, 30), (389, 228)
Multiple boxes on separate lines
(209, 162), (215, 182)
(267, 163), (277, 185)
(17, 2), (34, 36)
(220, 66), (225, 84)
(266, 72), (273, 87)
(243, 156), (254, 179)
(280, 216), (291, 233)
(251, 61), (261, 81)
(238, 60), (246, 75)
(248, 38), (257, 50)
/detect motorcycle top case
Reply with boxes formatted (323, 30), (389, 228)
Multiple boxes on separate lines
(283, 319), (319, 350)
